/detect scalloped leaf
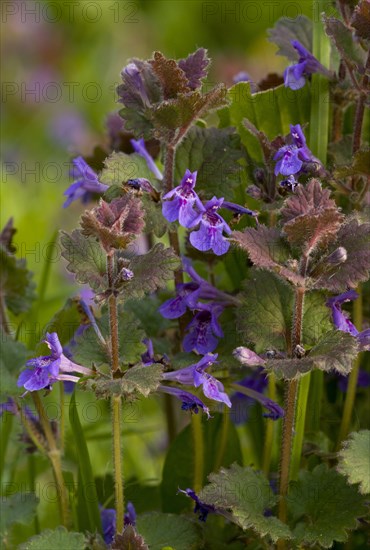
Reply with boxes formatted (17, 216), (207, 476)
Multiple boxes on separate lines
(288, 464), (367, 548)
(313, 218), (370, 291)
(87, 363), (163, 399)
(178, 48), (210, 90)
(323, 16), (366, 72)
(150, 51), (190, 99)
(18, 527), (85, 550)
(281, 180), (338, 223)
(113, 525), (148, 549)
(175, 126), (245, 201)
(0, 331), (28, 399)
(283, 208), (344, 252)
(60, 230), (107, 292)
(338, 430), (370, 494)
(0, 493), (38, 538)
(200, 464), (291, 542)
(0, 245), (36, 315)
(100, 152), (155, 186)
(334, 149), (370, 178)
(121, 244), (180, 300)
(136, 513), (201, 550)
(268, 331), (358, 379)
(267, 15), (312, 59)
(231, 226), (305, 286)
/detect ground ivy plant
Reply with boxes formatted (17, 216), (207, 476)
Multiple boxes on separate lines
(1, 1), (369, 549)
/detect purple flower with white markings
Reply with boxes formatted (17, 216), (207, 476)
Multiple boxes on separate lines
(162, 169), (204, 228)
(190, 197), (232, 255)
(63, 157), (108, 208)
(280, 174), (299, 192)
(158, 385), (210, 418)
(163, 353), (231, 408)
(284, 40), (330, 90)
(130, 138), (163, 180)
(274, 124), (316, 176)
(178, 489), (217, 522)
(183, 304), (224, 355)
(17, 332), (93, 392)
(326, 290), (370, 350)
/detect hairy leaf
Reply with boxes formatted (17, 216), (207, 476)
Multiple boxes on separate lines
(60, 230), (107, 292)
(338, 430), (370, 494)
(136, 513), (201, 550)
(267, 15), (312, 60)
(0, 331), (28, 399)
(200, 464), (291, 542)
(281, 180), (338, 223)
(112, 525), (148, 550)
(121, 363), (164, 397)
(122, 244), (180, 299)
(150, 51), (190, 99)
(268, 331), (358, 379)
(175, 126), (245, 201)
(231, 226), (305, 286)
(18, 527), (85, 550)
(0, 493), (38, 538)
(323, 16), (366, 72)
(313, 218), (370, 291)
(141, 195), (170, 237)
(100, 152), (155, 186)
(0, 245), (36, 315)
(351, 0), (370, 40)
(178, 48), (210, 89)
(283, 208), (343, 252)
(334, 149), (370, 178)
(288, 464), (367, 547)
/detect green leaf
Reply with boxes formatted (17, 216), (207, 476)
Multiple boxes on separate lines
(60, 230), (107, 292)
(0, 493), (38, 537)
(334, 149), (370, 178)
(175, 126), (245, 201)
(69, 392), (102, 534)
(89, 363), (164, 399)
(142, 195), (170, 238)
(121, 244), (180, 300)
(267, 15), (312, 60)
(338, 430), (370, 495)
(200, 464), (291, 543)
(161, 414), (242, 514)
(37, 298), (82, 350)
(0, 332), (28, 399)
(287, 464), (367, 547)
(136, 513), (201, 550)
(73, 307), (146, 367)
(268, 331), (359, 379)
(100, 152), (155, 186)
(19, 527), (85, 550)
(226, 82), (310, 162)
(0, 245), (36, 315)
(323, 16), (366, 72)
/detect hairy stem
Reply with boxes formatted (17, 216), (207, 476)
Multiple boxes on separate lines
(106, 252), (124, 531)
(191, 413), (204, 493)
(32, 393), (70, 528)
(290, 372), (311, 481)
(337, 285), (363, 448)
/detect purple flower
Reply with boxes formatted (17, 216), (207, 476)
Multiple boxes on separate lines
(163, 354), (231, 408)
(222, 201), (258, 218)
(274, 124), (315, 176)
(284, 40), (330, 90)
(0, 398), (18, 416)
(130, 138), (163, 180)
(327, 290), (370, 351)
(178, 489), (216, 522)
(232, 375), (284, 423)
(233, 70), (251, 83)
(280, 174), (299, 192)
(337, 370), (370, 393)
(122, 62), (151, 107)
(230, 370), (268, 425)
(63, 157), (108, 208)
(190, 197), (232, 255)
(17, 332), (93, 392)
(100, 502), (136, 545)
(124, 502), (137, 526)
(141, 338), (155, 366)
(158, 385), (210, 418)
(162, 170), (204, 228)
(183, 304), (224, 355)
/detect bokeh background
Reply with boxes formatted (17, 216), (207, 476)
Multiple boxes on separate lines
(1, 0), (324, 538)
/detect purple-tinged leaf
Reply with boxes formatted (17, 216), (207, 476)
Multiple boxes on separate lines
(283, 208), (344, 252)
(267, 15), (312, 60)
(351, 0), (370, 41)
(150, 52), (190, 99)
(112, 525), (148, 550)
(178, 48), (210, 89)
(268, 331), (358, 379)
(0, 218), (16, 253)
(281, 179), (338, 223)
(334, 149), (370, 179)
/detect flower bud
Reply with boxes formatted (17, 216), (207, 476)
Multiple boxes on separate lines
(233, 346), (265, 366)
(326, 247), (347, 265)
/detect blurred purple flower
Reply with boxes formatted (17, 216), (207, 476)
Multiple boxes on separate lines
(222, 201), (258, 218)
(124, 502), (137, 526)
(141, 338), (155, 366)
(163, 353), (231, 408)
(274, 124), (315, 176)
(231, 372), (284, 423)
(284, 40), (330, 90)
(17, 332), (93, 392)
(280, 174), (299, 192)
(178, 488), (216, 522)
(162, 169), (204, 228)
(326, 290), (370, 350)
(190, 197), (232, 255)
(122, 62), (151, 107)
(0, 398), (18, 416)
(183, 304), (224, 355)
(233, 70), (251, 83)
(158, 385), (210, 418)
(63, 157), (108, 208)
(100, 502), (136, 545)
(337, 370), (370, 393)
(130, 138), (163, 180)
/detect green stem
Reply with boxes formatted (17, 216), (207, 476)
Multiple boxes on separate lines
(337, 285), (363, 448)
(290, 372), (311, 481)
(305, 370), (323, 433)
(262, 373), (276, 476)
(28, 454), (40, 533)
(214, 407), (230, 472)
(59, 382), (65, 453)
(32, 393), (70, 527)
(191, 413), (204, 493)
(0, 414), (13, 481)
(106, 253), (124, 532)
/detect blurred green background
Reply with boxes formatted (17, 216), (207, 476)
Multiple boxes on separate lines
(1, 0), (318, 539)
